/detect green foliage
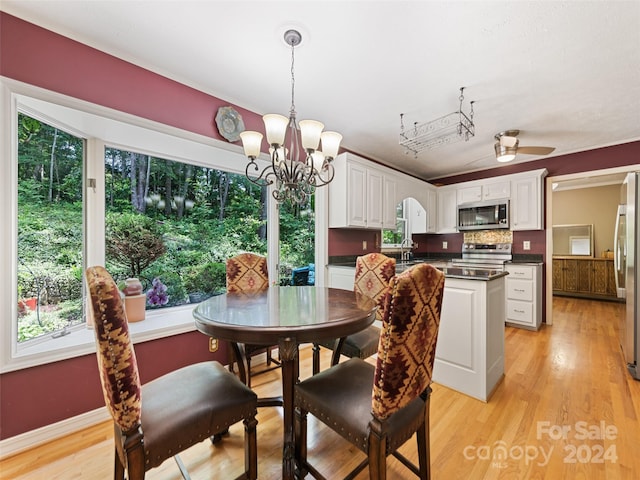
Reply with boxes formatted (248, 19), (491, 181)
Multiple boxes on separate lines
(15, 114), (316, 342)
(17, 299), (83, 342)
(184, 262), (227, 294)
(106, 212), (167, 277)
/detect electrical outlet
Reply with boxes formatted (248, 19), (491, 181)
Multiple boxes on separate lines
(442, 241), (448, 250)
(523, 240), (531, 251)
(362, 240), (367, 250)
(208, 338), (218, 353)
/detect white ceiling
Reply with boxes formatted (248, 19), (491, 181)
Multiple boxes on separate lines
(2, 1), (640, 181)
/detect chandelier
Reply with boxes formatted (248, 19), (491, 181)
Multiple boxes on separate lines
(399, 87), (475, 158)
(240, 29), (342, 205)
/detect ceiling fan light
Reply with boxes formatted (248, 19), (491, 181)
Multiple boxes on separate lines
(495, 143), (517, 162)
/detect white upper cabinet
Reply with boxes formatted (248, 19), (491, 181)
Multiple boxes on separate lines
(450, 170), (546, 231)
(366, 167), (384, 229)
(510, 172), (546, 231)
(482, 180), (511, 201)
(457, 181), (510, 204)
(437, 186), (458, 233)
(329, 153), (392, 229)
(457, 185), (482, 204)
(426, 189), (437, 233)
(327, 151), (545, 233)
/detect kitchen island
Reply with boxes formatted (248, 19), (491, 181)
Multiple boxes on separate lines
(326, 261), (507, 402)
(433, 268), (507, 402)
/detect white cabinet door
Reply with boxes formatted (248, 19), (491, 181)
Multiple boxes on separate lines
(511, 176), (541, 230)
(366, 168), (383, 228)
(483, 181), (510, 200)
(437, 187), (458, 233)
(457, 186), (482, 205)
(426, 189), (437, 233)
(326, 266), (355, 291)
(347, 161), (367, 227)
(382, 173), (398, 229)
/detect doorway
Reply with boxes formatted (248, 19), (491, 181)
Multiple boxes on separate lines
(546, 165), (640, 324)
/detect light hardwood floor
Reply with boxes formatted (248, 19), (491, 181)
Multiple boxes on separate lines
(2, 296), (640, 479)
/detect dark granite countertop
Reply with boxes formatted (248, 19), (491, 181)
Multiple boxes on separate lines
(330, 258), (508, 281)
(440, 267), (509, 281)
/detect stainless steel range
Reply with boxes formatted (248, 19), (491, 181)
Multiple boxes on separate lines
(451, 242), (513, 271)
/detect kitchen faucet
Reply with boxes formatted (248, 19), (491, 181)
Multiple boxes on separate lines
(400, 237), (414, 262)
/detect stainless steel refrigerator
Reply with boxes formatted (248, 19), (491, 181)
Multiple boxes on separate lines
(615, 172), (640, 380)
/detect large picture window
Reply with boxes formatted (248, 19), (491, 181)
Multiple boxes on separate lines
(4, 84), (320, 370)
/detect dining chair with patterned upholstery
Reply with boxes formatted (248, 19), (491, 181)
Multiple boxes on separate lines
(295, 263), (445, 480)
(85, 265), (258, 480)
(312, 252), (396, 374)
(226, 252), (280, 387)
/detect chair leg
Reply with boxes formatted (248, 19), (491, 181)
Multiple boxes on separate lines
(122, 426), (146, 480)
(228, 348), (236, 373)
(368, 421), (386, 480)
(246, 353), (253, 388)
(294, 406), (308, 478)
(416, 420), (430, 480)
(244, 414), (258, 480)
(173, 454), (191, 480)
(266, 346), (273, 366)
(312, 343), (320, 375)
(114, 447), (125, 480)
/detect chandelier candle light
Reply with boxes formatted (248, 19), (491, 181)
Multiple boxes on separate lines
(240, 29), (342, 205)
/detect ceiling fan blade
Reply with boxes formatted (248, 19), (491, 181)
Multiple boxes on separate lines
(500, 135), (518, 148)
(517, 146), (556, 155)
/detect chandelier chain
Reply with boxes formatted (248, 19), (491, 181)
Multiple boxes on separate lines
(290, 40), (296, 118)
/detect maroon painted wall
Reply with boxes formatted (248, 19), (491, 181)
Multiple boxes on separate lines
(0, 12), (248, 441)
(328, 228), (380, 256)
(0, 332), (227, 439)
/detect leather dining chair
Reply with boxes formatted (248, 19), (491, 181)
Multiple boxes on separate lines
(295, 263), (445, 480)
(312, 253), (396, 374)
(226, 252), (280, 387)
(85, 266), (258, 480)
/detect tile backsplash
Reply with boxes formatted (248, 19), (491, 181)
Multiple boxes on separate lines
(464, 230), (513, 244)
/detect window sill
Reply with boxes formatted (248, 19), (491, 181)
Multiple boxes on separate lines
(1, 304), (198, 373)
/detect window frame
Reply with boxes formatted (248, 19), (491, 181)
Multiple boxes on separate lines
(1, 78), (279, 373)
(381, 200), (407, 248)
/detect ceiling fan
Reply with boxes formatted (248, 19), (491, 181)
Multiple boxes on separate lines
(494, 130), (555, 162)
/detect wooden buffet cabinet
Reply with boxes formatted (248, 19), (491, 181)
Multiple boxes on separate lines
(552, 257), (617, 299)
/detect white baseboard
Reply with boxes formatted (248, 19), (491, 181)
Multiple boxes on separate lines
(0, 407), (110, 460)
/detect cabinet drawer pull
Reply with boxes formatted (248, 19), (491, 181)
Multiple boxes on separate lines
(514, 288), (526, 292)
(513, 309), (526, 314)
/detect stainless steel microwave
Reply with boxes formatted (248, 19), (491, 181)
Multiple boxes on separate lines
(458, 200), (509, 231)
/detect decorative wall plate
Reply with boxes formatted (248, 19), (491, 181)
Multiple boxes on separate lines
(215, 106), (245, 142)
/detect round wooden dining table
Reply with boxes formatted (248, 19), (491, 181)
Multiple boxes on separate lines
(193, 286), (377, 480)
